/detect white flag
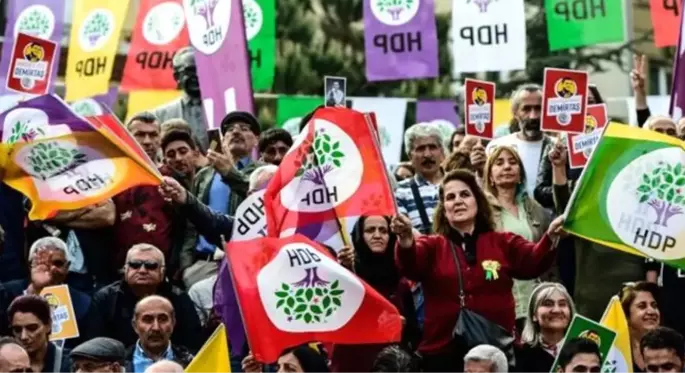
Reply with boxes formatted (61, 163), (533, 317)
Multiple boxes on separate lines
(232, 189), (268, 241)
(451, 0), (526, 73)
(350, 97), (407, 167)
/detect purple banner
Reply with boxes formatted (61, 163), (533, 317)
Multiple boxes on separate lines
(183, 0), (254, 129)
(670, 0), (685, 120)
(213, 260), (246, 358)
(94, 86), (119, 109)
(0, 0), (65, 95)
(416, 99), (460, 126)
(363, 0), (438, 82)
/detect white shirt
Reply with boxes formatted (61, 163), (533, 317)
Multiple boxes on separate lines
(486, 133), (544, 197)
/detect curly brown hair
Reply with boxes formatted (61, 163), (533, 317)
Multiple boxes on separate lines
(433, 169), (495, 235)
(442, 149), (473, 173)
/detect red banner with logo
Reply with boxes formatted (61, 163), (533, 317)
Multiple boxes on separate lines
(650, 0), (681, 47)
(464, 78), (495, 140)
(541, 67), (588, 134)
(120, 0), (189, 91)
(6, 33), (57, 95)
(567, 104), (608, 169)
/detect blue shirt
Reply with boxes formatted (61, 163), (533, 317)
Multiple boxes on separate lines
(393, 174), (439, 233)
(195, 157), (251, 254)
(132, 341), (174, 373)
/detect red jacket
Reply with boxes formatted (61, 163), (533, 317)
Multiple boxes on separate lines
(395, 231), (555, 355)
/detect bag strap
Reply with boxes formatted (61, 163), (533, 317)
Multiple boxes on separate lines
(448, 242), (466, 308)
(410, 179), (431, 233)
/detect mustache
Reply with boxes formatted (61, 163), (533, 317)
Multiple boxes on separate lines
(521, 118), (541, 130)
(421, 158), (436, 166)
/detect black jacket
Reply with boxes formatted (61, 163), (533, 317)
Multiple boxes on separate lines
(514, 343), (555, 373)
(0, 282), (10, 337)
(82, 280), (204, 353)
(42, 342), (71, 373)
(124, 343), (194, 372)
(180, 193), (235, 248)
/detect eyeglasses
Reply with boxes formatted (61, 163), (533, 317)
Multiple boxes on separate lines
(127, 260), (160, 270)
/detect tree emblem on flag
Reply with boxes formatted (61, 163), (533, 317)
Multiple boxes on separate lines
(637, 162), (685, 227)
(143, 2), (186, 46)
(467, 0), (497, 12)
(294, 129), (345, 185)
(274, 271), (345, 324)
(16, 7), (52, 38)
(79, 10), (114, 51)
(243, 0), (264, 41)
(371, 0), (420, 26)
(26, 142), (87, 181)
(70, 100), (102, 118)
(190, 0), (220, 29)
(8, 120), (45, 145)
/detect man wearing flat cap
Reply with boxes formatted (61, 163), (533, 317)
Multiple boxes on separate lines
(179, 111), (265, 288)
(151, 47), (209, 151)
(70, 337), (126, 372)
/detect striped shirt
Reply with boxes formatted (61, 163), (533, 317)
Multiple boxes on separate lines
(394, 173), (440, 233)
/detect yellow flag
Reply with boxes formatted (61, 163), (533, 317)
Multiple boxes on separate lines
(125, 90), (182, 123)
(65, 0), (130, 101)
(600, 296), (633, 373)
(186, 323), (231, 373)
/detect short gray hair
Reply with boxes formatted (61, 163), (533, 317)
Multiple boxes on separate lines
(28, 237), (68, 262)
(249, 164), (278, 191)
(645, 115), (676, 130)
(144, 360), (185, 373)
(464, 345), (508, 372)
(125, 243), (165, 267)
(510, 83), (542, 114)
(521, 282), (576, 346)
(403, 122), (446, 155)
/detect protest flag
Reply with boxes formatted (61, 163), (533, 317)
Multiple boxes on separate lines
(0, 95), (161, 220)
(185, 323), (232, 373)
(227, 234), (403, 363)
(600, 296), (633, 373)
(563, 123), (685, 268)
(670, 0), (685, 121)
(264, 107), (396, 238)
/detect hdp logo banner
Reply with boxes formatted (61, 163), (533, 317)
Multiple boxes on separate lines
(0, 0), (65, 95)
(264, 107), (397, 237)
(65, 0), (130, 101)
(563, 123), (685, 270)
(545, 0), (625, 51)
(363, 0), (439, 81)
(0, 95), (160, 220)
(541, 67), (589, 134)
(244, 0), (276, 91)
(226, 234), (402, 363)
(184, 0), (254, 128)
(121, 0), (190, 91)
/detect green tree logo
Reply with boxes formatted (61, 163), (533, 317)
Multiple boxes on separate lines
(190, 0), (220, 29)
(71, 101), (99, 117)
(7, 120), (45, 145)
(83, 12), (111, 47)
(26, 142), (87, 181)
(274, 269), (344, 324)
(17, 8), (51, 37)
(637, 162), (685, 227)
(243, 0), (263, 40)
(375, 0), (416, 21)
(294, 129), (345, 185)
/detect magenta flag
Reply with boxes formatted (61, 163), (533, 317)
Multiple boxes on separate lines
(0, 0), (65, 95)
(670, 0), (685, 121)
(363, 0), (439, 82)
(183, 0), (254, 129)
(416, 99), (460, 126)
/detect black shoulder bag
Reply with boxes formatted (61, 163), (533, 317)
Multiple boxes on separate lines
(410, 180), (432, 234)
(449, 242), (516, 365)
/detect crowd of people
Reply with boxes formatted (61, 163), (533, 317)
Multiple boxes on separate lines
(1, 52), (685, 373)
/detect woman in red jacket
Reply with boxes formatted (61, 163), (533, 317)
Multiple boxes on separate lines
(391, 169), (565, 372)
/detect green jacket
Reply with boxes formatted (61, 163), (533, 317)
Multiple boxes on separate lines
(179, 162), (263, 270)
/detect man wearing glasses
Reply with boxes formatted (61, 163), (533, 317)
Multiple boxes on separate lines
(0, 337), (31, 373)
(83, 244), (203, 353)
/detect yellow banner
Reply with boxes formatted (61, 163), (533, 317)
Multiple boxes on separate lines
(125, 90), (183, 123)
(65, 0), (130, 101)
(40, 285), (80, 341)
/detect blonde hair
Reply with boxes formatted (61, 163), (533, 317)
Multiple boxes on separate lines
(521, 282), (576, 346)
(482, 145), (527, 197)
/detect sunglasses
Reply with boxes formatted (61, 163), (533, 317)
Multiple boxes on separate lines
(127, 260), (160, 270)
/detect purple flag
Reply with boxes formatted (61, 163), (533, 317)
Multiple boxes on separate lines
(416, 100), (460, 126)
(363, 0), (439, 82)
(213, 260), (246, 358)
(0, 0), (65, 95)
(670, 0), (685, 121)
(184, 0), (254, 129)
(69, 87), (119, 117)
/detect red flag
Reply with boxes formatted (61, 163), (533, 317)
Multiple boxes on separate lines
(650, 0), (682, 47)
(227, 234), (402, 363)
(264, 107), (396, 237)
(120, 0), (189, 91)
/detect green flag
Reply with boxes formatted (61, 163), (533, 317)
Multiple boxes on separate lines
(244, 0), (276, 91)
(545, 0), (625, 51)
(550, 314), (617, 372)
(276, 96), (322, 136)
(564, 123), (685, 269)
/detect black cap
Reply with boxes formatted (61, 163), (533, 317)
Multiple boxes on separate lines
(70, 337), (126, 363)
(220, 111), (261, 136)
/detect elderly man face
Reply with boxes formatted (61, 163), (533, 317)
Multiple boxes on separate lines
(409, 136), (444, 177)
(133, 297), (175, 355)
(173, 50), (200, 96)
(648, 117), (677, 138)
(30, 246), (69, 286)
(676, 118), (685, 140)
(0, 343), (31, 373)
(513, 89), (543, 140)
(222, 121), (257, 159)
(465, 358), (495, 373)
(124, 247), (165, 289)
(72, 358), (122, 373)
